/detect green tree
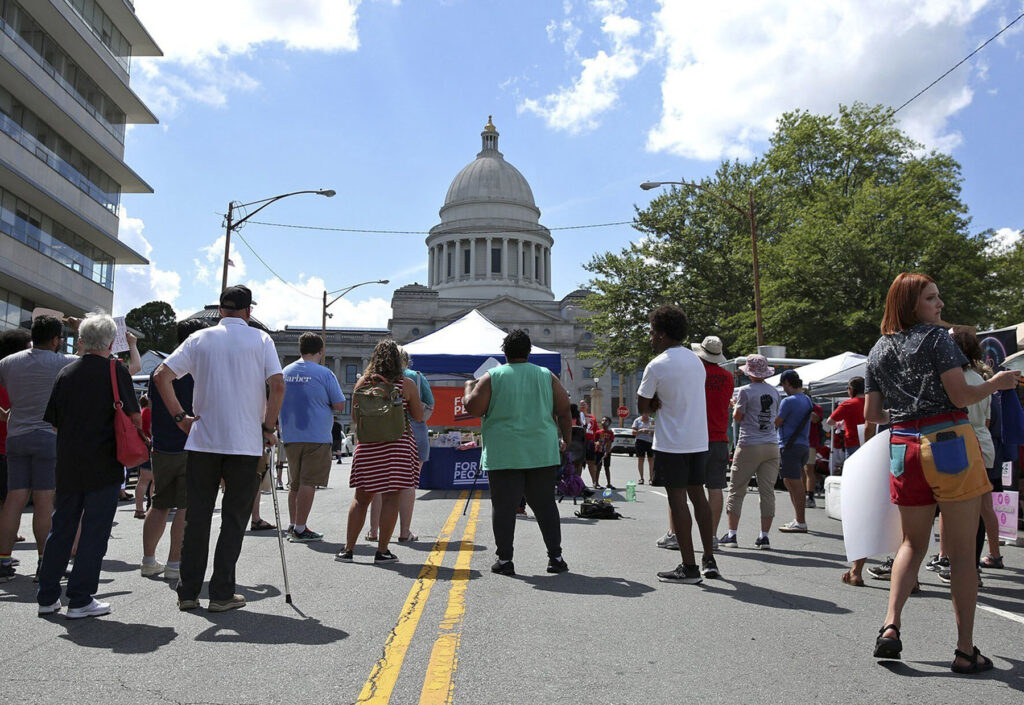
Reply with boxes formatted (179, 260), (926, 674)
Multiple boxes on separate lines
(125, 301), (177, 354)
(582, 103), (994, 363)
(986, 229), (1024, 328)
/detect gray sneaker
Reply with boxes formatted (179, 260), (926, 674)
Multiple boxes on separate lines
(656, 532), (678, 550)
(288, 528), (323, 543)
(207, 594), (246, 612)
(805, 496), (816, 508)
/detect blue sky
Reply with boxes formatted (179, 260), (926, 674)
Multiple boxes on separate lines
(113, 0), (1024, 329)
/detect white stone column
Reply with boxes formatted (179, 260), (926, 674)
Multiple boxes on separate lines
(442, 241), (449, 282)
(428, 247), (434, 286)
(517, 239), (523, 280)
(545, 247), (551, 287)
(501, 237), (508, 278)
(529, 242), (536, 280)
(486, 236), (493, 279)
(469, 237), (476, 279)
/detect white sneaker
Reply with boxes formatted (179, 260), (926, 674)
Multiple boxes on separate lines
(163, 566), (179, 581)
(656, 532), (678, 550)
(141, 561), (165, 577)
(66, 599), (111, 619)
(38, 599), (61, 616)
(778, 521), (808, 533)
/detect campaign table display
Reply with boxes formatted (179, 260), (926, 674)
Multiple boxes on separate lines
(419, 446), (486, 490)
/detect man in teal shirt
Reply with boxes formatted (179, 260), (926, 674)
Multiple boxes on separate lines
(463, 330), (572, 576)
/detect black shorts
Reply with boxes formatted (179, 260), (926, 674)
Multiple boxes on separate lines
(652, 450), (707, 488)
(585, 442), (597, 462)
(703, 441), (729, 490)
(635, 439), (653, 458)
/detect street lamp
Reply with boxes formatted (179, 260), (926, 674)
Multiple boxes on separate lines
(640, 180), (765, 347)
(221, 189), (336, 291)
(321, 279), (390, 364)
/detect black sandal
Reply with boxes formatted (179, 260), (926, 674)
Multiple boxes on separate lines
(873, 623), (902, 659)
(951, 646), (993, 675)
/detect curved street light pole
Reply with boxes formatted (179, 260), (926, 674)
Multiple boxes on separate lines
(321, 279), (391, 365)
(640, 181), (764, 347)
(221, 189), (336, 291)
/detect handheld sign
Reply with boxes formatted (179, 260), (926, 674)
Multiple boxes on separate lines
(111, 316), (129, 354)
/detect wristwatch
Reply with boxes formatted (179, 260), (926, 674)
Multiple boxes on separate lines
(173, 412), (186, 423)
(262, 424), (275, 434)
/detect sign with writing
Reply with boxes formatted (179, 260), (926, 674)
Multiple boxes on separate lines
(111, 316), (129, 354)
(617, 405), (629, 418)
(992, 491), (1019, 543)
(452, 459), (487, 486)
(1003, 461), (1013, 488)
(427, 386), (481, 428)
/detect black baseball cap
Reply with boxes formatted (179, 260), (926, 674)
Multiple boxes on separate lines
(779, 369), (802, 386)
(220, 285), (255, 310)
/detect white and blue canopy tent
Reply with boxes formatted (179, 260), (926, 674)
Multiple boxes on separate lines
(403, 309), (561, 375)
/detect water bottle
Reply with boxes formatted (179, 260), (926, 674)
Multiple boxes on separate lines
(602, 487), (612, 500)
(625, 480), (636, 502)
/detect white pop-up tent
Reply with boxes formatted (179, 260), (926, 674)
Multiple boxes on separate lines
(736, 351), (867, 397)
(403, 309), (561, 375)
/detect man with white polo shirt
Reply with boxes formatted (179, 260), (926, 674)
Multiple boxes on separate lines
(153, 285), (284, 612)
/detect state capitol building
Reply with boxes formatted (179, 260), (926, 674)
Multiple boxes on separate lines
(268, 118), (633, 426)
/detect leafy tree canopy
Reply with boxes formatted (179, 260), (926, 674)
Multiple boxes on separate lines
(582, 103), (1007, 374)
(125, 301), (177, 354)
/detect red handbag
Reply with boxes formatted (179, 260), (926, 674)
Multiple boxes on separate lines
(110, 359), (149, 468)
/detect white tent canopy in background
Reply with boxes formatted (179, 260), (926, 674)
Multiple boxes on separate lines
(736, 351), (867, 397)
(403, 309), (562, 374)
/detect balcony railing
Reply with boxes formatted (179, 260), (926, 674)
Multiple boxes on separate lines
(0, 18), (127, 141)
(0, 112), (120, 214)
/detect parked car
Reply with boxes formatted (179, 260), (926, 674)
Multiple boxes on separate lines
(610, 427), (636, 455)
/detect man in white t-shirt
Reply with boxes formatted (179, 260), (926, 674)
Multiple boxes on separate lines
(153, 285), (284, 612)
(637, 305), (715, 585)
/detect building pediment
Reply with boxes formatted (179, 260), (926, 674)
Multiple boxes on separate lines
(446, 295), (564, 324)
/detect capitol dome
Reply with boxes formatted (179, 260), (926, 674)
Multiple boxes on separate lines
(426, 117), (553, 301)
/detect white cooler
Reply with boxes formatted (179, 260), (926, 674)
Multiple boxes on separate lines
(824, 475), (842, 521)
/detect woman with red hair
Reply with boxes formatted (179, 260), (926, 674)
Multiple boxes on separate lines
(864, 273), (1019, 673)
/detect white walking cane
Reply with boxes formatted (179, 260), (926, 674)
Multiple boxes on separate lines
(266, 443), (293, 604)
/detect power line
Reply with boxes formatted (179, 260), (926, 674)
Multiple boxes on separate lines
(244, 219), (633, 235)
(231, 229), (321, 300)
(892, 10), (1024, 116)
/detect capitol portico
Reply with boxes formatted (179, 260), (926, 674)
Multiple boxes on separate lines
(271, 118), (635, 427)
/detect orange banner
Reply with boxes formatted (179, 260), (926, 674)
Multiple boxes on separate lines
(428, 386), (480, 428)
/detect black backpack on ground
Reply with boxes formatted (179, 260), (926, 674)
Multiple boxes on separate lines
(574, 498), (621, 519)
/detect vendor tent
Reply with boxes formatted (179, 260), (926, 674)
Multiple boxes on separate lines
(403, 310), (561, 374)
(800, 352), (868, 397)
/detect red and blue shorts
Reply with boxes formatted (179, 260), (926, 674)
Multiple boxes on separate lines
(888, 411), (989, 506)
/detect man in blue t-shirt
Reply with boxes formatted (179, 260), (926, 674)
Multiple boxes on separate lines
(775, 369), (814, 533)
(280, 333), (345, 542)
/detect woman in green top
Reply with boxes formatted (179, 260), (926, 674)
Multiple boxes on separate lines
(463, 330), (573, 576)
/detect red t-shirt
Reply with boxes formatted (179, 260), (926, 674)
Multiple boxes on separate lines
(0, 386), (8, 456)
(141, 407), (152, 438)
(582, 413), (599, 442)
(598, 428), (614, 451)
(829, 397), (865, 448)
(702, 360), (734, 443)
(808, 403), (824, 448)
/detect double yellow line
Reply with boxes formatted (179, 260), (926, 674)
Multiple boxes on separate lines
(356, 490), (482, 705)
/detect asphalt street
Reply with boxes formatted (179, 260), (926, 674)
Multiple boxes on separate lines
(1, 453), (1022, 705)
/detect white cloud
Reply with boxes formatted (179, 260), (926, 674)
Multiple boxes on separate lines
(520, 3), (646, 133)
(647, 0), (991, 160)
(132, 0), (361, 116)
(987, 226), (1022, 253)
(113, 208), (182, 315)
(194, 235), (247, 292)
(241, 275), (392, 330)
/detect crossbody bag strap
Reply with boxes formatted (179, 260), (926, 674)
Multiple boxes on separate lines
(784, 396), (814, 451)
(109, 358), (123, 409)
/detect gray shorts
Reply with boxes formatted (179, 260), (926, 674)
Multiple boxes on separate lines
(6, 430), (57, 491)
(703, 441), (730, 490)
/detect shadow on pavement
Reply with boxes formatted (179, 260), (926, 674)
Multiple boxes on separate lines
(417, 489), (492, 501)
(375, 562), (484, 582)
(192, 611), (348, 645)
(100, 558), (140, 573)
(719, 578), (852, 614)
(514, 572), (655, 598)
(880, 655), (1023, 692)
(56, 619), (178, 653)
(719, 548), (847, 570)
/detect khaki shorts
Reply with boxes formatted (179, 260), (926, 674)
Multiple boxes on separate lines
(151, 451), (187, 510)
(285, 442), (332, 489)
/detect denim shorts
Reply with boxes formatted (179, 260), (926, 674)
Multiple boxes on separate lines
(410, 420), (430, 464)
